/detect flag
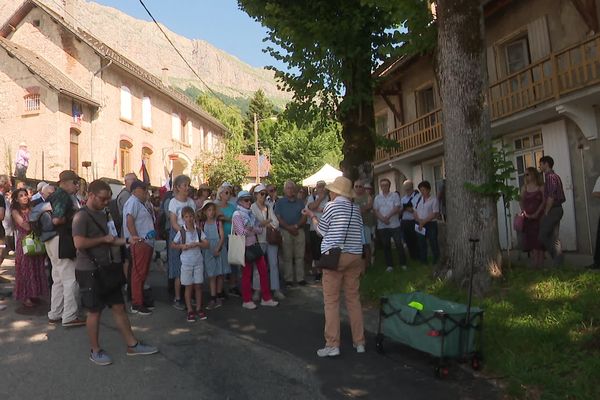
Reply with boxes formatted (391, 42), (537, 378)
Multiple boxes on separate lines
(113, 145), (118, 172)
(139, 159), (150, 185)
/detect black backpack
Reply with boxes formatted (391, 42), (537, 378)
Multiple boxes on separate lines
(108, 189), (126, 236)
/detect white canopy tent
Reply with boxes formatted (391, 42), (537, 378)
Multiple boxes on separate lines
(302, 164), (343, 187)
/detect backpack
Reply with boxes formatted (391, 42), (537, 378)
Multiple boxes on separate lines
(108, 189), (126, 236)
(178, 225), (203, 245)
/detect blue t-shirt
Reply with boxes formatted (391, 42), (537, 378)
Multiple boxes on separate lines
(219, 203), (236, 235)
(274, 197), (304, 226)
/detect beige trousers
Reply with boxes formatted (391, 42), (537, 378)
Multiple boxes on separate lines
(281, 229), (305, 282)
(322, 254), (365, 348)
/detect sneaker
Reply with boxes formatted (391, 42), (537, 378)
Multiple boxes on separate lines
(62, 318), (86, 327)
(143, 302), (156, 310)
(131, 305), (153, 315)
(316, 346), (340, 357)
(187, 311), (196, 323)
(196, 310), (207, 320)
(242, 301), (257, 310)
(273, 290), (286, 300)
(355, 344), (366, 353)
(401, 265), (407, 271)
(298, 280), (308, 286)
(89, 349), (112, 366)
(215, 298), (224, 308)
(252, 290), (261, 302)
(172, 299), (185, 311)
(206, 300), (217, 310)
(260, 299), (279, 307)
(48, 317), (61, 324)
(229, 287), (241, 297)
(126, 342), (159, 356)
(385, 266), (393, 273)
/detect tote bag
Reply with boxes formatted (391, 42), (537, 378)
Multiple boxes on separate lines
(228, 219), (246, 266)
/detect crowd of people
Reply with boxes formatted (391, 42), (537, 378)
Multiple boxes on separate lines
(1, 155), (599, 365)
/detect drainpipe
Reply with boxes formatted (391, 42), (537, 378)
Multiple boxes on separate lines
(579, 143), (593, 254)
(90, 59), (113, 180)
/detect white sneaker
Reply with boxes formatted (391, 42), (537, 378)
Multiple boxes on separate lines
(355, 344), (366, 353)
(242, 302), (257, 310)
(317, 346), (340, 357)
(273, 290), (286, 300)
(260, 299), (279, 307)
(385, 266), (393, 272)
(252, 290), (261, 302)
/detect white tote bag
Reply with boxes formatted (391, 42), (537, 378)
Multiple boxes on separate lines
(227, 215), (246, 266)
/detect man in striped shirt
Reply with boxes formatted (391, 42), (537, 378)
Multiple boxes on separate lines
(538, 156), (565, 267)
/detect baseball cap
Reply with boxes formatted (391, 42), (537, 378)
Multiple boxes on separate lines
(130, 180), (148, 192)
(254, 184), (267, 193)
(58, 170), (80, 182)
(237, 190), (252, 201)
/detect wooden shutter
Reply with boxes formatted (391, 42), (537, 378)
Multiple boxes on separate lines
(486, 46), (498, 83)
(527, 15), (551, 62)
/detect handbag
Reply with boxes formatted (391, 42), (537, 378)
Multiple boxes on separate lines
(22, 232), (46, 256)
(513, 212), (525, 232)
(265, 207), (282, 246)
(228, 220), (246, 266)
(82, 208), (125, 292)
(245, 242), (264, 262)
(316, 205), (354, 271)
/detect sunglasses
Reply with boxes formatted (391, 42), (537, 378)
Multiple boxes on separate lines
(258, 192), (267, 196)
(240, 198), (252, 203)
(222, 191), (230, 195)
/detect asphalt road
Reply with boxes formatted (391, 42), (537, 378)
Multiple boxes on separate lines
(0, 264), (500, 400)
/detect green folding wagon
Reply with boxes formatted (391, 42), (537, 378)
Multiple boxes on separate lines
(375, 291), (484, 378)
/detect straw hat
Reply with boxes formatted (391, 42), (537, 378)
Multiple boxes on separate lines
(201, 199), (215, 209)
(325, 176), (355, 198)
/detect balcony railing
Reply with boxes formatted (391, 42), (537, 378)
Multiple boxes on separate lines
(376, 34), (600, 163)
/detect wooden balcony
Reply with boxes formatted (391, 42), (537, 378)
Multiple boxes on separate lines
(376, 34), (600, 163)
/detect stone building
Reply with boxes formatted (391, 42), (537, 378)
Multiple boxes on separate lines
(373, 0), (600, 256)
(0, 0), (226, 186)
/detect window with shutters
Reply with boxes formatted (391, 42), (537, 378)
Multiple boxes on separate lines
(416, 86), (436, 117)
(119, 140), (133, 178)
(142, 146), (153, 179)
(504, 37), (530, 75)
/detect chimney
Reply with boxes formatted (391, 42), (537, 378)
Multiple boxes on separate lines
(161, 67), (169, 86)
(61, 0), (78, 28)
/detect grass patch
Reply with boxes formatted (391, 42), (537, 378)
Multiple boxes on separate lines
(361, 259), (600, 400)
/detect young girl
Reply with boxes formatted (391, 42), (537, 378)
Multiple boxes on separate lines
(199, 201), (229, 309)
(168, 175), (196, 310)
(171, 207), (209, 322)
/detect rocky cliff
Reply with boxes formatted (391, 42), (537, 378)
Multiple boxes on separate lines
(0, 0), (290, 108)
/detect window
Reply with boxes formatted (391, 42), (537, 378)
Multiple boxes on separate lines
(514, 133), (544, 187)
(185, 120), (193, 145)
(142, 96), (152, 129)
(119, 140), (132, 178)
(70, 129), (79, 172)
(416, 86), (436, 117)
(171, 113), (181, 141)
(142, 147), (153, 180)
(375, 114), (388, 135)
(504, 37), (530, 75)
(199, 126), (205, 150)
(207, 131), (213, 149)
(120, 86), (132, 121)
(72, 101), (83, 123)
(180, 118), (188, 144)
(24, 93), (40, 112)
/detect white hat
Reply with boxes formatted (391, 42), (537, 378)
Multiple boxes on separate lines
(325, 176), (355, 198)
(254, 184), (267, 193)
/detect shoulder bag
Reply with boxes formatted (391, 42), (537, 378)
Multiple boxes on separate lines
(22, 232), (46, 256)
(265, 206), (282, 246)
(316, 204), (353, 271)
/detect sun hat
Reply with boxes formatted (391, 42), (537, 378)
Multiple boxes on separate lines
(58, 170), (80, 182)
(325, 176), (355, 198)
(253, 184), (267, 193)
(236, 190), (252, 202)
(201, 199), (215, 209)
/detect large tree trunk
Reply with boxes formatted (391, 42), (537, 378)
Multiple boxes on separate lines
(436, 0), (502, 295)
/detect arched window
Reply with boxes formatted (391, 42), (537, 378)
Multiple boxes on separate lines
(142, 96), (152, 129)
(120, 86), (132, 121)
(119, 140), (133, 178)
(142, 146), (153, 181)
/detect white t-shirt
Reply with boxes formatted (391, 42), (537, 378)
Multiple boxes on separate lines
(593, 176), (600, 194)
(168, 197), (196, 227)
(306, 194), (329, 231)
(173, 227), (206, 266)
(415, 196), (440, 221)
(373, 192), (402, 229)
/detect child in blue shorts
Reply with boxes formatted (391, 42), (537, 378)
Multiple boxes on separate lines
(171, 207), (209, 322)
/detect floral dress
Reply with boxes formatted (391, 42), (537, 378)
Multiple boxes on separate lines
(14, 209), (48, 302)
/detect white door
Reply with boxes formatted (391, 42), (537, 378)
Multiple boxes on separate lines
(541, 119), (577, 250)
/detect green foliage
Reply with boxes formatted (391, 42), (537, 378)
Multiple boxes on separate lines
(195, 93), (245, 154)
(362, 257), (600, 400)
(204, 152), (249, 188)
(464, 143), (520, 207)
(268, 119), (342, 188)
(184, 85), (251, 113)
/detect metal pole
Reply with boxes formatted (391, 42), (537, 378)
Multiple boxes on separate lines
(254, 113), (260, 184)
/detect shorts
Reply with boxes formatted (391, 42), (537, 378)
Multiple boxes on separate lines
(75, 270), (124, 312)
(181, 263), (204, 285)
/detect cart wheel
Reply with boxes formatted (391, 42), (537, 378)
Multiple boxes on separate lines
(434, 366), (450, 379)
(471, 355), (482, 371)
(375, 334), (384, 354)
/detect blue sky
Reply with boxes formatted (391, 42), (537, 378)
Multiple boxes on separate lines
(92, 0), (283, 70)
